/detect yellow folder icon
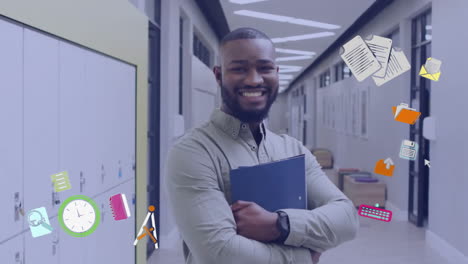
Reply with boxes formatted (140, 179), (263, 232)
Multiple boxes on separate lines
(419, 57), (441, 81)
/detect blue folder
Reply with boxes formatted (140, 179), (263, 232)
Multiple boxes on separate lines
(230, 154), (307, 212)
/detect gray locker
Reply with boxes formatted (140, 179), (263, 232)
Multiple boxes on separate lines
(58, 40), (98, 197)
(86, 51), (117, 192)
(109, 59), (136, 183)
(23, 28), (60, 264)
(0, 18), (24, 241)
(0, 235), (24, 264)
(0, 16), (136, 264)
(95, 180), (135, 264)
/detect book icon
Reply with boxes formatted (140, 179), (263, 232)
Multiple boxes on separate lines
(109, 193), (131, 221)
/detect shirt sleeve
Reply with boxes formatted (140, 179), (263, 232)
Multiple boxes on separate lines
(280, 141), (359, 253)
(165, 138), (313, 264)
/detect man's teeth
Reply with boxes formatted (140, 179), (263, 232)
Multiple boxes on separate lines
(241, 91), (262, 97)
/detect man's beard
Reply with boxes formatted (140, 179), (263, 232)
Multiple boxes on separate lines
(220, 83), (278, 123)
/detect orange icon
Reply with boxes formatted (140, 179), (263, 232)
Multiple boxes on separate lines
(374, 158), (395, 177)
(392, 103), (421, 125)
(133, 205), (158, 249)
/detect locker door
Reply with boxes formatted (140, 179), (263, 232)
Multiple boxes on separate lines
(104, 58), (123, 188)
(58, 40), (98, 198)
(112, 60), (136, 182)
(0, 18), (24, 241)
(0, 235), (24, 264)
(57, 195), (99, 264)
(87, 52), (118, 192)
(23, 28), (60, 264)
(56, 40), (97, 264)
(95, 181), (135, 264)
(84, 50), (109, 194)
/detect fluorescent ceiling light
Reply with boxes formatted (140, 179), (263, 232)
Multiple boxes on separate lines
(272, 32), (335, 43)
(276, 48), (316, 56)
(278, 74), (294, 80)
(278, 65), (303, 73)
(276, 55), (313, 62)
(279, 86), (287, 93)
(234, 10), (341, 30)
(279, 80), (290, 85)
(229, 0), (269, 4)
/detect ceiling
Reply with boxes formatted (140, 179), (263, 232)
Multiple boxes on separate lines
(219, 0), (376, 93)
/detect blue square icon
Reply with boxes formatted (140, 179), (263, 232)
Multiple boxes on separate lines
(28, 207), (53, 238)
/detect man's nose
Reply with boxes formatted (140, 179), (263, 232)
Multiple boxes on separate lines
(244, 69), (264, 87)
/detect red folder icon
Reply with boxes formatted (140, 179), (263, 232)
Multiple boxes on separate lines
(110, 193), (131, 221)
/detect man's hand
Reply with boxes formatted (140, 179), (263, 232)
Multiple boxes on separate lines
(310, 250), (321, 264)
(231, 200), (280, 242)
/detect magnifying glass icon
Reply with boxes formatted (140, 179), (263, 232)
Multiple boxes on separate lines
(28, 210), (54, 232)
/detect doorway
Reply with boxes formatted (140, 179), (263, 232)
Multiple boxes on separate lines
(408, 9), (432, 227)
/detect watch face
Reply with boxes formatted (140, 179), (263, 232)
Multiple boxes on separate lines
(59, 195), (100, 237)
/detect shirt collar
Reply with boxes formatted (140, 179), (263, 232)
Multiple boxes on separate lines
(210, 108), (267, 140)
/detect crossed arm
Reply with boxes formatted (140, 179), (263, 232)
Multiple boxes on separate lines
(165, 140), (359, 264)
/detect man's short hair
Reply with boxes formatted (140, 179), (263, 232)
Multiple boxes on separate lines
(220, 27), (273, 47)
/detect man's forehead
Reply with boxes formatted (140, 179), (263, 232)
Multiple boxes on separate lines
(220, 38), (275, 63)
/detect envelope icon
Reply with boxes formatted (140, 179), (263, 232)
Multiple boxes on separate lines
(419, 57), (441, 81)
(374, 159), (394, 177)
(392, 103), (421, 125)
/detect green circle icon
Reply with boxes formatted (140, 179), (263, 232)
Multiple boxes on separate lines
(58, 195), (101, 237)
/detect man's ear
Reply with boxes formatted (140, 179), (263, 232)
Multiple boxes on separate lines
(213, 66), (222, 86)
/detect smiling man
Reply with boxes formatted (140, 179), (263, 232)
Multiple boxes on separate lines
(166, 27), (359, 264)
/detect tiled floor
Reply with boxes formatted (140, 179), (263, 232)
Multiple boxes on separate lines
(148, 218), (450, 264)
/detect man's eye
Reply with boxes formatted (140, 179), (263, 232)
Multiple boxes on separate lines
(260, 66), (274, 72)
(231, 68), (246, 72)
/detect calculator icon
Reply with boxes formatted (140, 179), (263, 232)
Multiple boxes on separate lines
(358, 204), (392, 222)
(399, 140), (418, 160)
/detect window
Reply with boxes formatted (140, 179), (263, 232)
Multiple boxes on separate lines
(343, 62), (352, 79)
(193, 33), (211, 67)
(333, 62), (352, 82)
(319, 69), (331, 88)
(334, 63), (341, 82)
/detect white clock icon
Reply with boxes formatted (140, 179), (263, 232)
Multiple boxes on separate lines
(58, 195), (100, 237)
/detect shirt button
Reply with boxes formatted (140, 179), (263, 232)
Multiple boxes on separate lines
(241, 124), (247, 129)
(251, 146), (257, 151)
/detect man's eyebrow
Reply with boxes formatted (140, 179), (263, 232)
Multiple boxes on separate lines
(228, 60), (248, 65)
(228, 59), (275, 65)
(257, 59), (275, 64)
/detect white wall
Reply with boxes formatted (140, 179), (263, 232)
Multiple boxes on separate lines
(158, 0), (220, 247)
(427, 0), (468, 261)
(268, 93), (289, 135)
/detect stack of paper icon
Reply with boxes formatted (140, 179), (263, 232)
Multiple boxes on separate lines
(51, 171), (72, 192)
(340, 35), (411, 86)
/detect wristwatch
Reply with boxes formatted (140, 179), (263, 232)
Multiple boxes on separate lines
(274, 210), (290, 244)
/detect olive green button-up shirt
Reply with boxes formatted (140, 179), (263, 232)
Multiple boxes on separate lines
(165, 109), (359, 264)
